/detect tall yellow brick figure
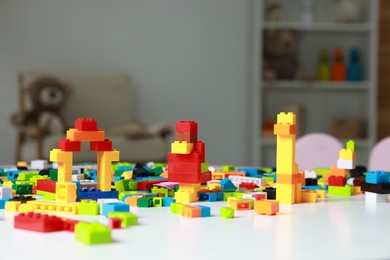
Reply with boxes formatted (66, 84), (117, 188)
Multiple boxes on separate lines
(274, 112), (304, 204)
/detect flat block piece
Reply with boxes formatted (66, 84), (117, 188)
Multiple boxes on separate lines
(366, 171), (389, 184)
(162, 197), (175, 207)
(137, 179), (166, 191)
(328, 176), (346, 187)
(75, 222), (111, 245)
(90, 139), (113, 152)
(108, 212), (137, 227)
(17, 171), (39, 181)
(230, 200), (252, 211)
(254, 200), (279, 215)
(58, 139), (81, 152)
(101, 202), (129, 217)
(198, 192), (217, 202)
(220, 207), (234, 218)
(274, 124), (296, 135)
(27, 201), (78, 215)
(79, 189), (118, 201)
(327, 185), (352, 196)
(180, 205), (201, 218)
(78, 200), (100, 215)
(360, 182), (390, 194)
(66, 128), (105, 142)
(301, 190), (318, 203)
(75, 118), (98, 131)
(365, 192), (389, 203)
(14, 212), (64, 232)
(56, 182), (77, 202)
(171, 141), (194, 154)
(0, 186), (13, 199)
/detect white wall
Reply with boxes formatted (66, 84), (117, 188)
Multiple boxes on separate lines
(0, 0), (251, 165)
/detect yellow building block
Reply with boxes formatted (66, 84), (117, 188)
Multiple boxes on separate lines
(27, 201), (78, 215)
(301, 190), (318, 203)
(17, 161), (28, 168)
(56, 182), (77, 202)
(208, 182), (222, 191)
(316, 189), (326, 198)
(277, 112), (296, 124)
(97, 150), (120, 192)
(174, 190), (198, 203)
(66, 128), (105, 142)
(352, 186), (362, 195)
(254, 200), (279, 215)
(339, 149), (356, 160)
(121, 171), (133, 179)
(5, 201), (21, 212)
(171, 141), (194, 154)
(18, 203), (35, 213)
(274, 124), (296, 135)
(276, 183), (302, 204)
(227, 197), (238, 207)
(50, 149), (73, 162)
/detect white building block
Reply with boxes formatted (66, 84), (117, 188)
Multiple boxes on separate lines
(365, 192), (389, 203)
(337, 158), (354, 170)
(30, 160), (49, 170)
(0, 186), (12, 199)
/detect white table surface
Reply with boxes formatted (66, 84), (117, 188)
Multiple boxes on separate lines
(0, 195), (389, 260)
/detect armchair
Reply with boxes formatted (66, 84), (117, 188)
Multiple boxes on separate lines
(13, 70), (170, 163)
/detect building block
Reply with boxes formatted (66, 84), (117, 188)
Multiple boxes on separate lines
(30, 160), (49, 170)
(101, 202), (129, 217)
(329, 166), (348, 178)
(220, 178), (237, 191)
(13, 184), (33, 195)
(75, 118), (98, 131)
(366, 171), (389, 184)
(301, 190), (318, 203)
(0, 199), (6, 209)
(17, 171), (39, 181)
(328, 176), (346, 187)
(254, 200), (279, 215)
(5, 201), (21, 212)
(230, 200), (252, 211)
(75, 222), (111, 245)
(360, 182), (390, 194)
(58, 139), (81, 152)
(316, 189), (326, 198)
(14, 212), (64, 232)
(78, 200), (100, 215)
(66, 128), (105, 142)
(170, 202), (186, 214)
(152, 197), (163, 207)
(123, 196), (140, 206)
(138, 197), (154, 208)
(365, 192), (389, 203)
(27, 200), (78, 214)
(346, 140), (355, 151)
(220, 207), (234, 218)
(108, 212), (138, 227)
(56, 182), (77, 202)
(162, 197), (175, 207)
(176, 120), (198, 140)
(137, 179), (166, 191)
(339, 148), (356, 160)
(180, 205), (201, 218)
(328, 185), (352, 196)
(108, 218), (122, 229)
(63, 218), (79, 232)
(90, 139), (113, 152)
(274, 124), (296, 135)
(171, 141), (194, 154)
(195, 205), (211, 217)
(97, 150), (120, 191)
(0, 186), (13, 199)
(198, 192), (217, 202)
(337, 158), (354, 170)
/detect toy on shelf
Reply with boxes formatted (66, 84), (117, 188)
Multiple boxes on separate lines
(301, 0), (315, 24)
(331, 48), (346, 81)
(265, 3), (284, 22)
(167, 120), (211, 203)
(335, 0), (362, 23)
(317, 48), (331, 81)
(347, 48), (362, 81)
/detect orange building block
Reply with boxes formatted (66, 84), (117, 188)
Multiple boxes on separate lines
(329, 166), (348, 178)
(230, 200), (252, 211)
(66, 128), (105, 142)
(254, 200), (279, 215)
(301, 190), (318, 203)
(180, 205), (201, 218)
(124, 196), (140, 206)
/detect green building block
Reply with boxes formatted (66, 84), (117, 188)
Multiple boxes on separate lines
(152, 197), (163, 207)
(151, 187), (168, 197)
(30, 175), (49, 186)
(75, 222), (111, 245)
(13, 184), (33, 194)
(223, 192), (234, 201)
(138, 197), (153, 208)
(152, 166), (164, 176)
(328, 185), (352, 197)
(220, 207), (234, 218)
(201, 162), (209, 173)
(170, 202), (186, 214)
(17, 171), (39, 181)
(260, 167), (274, 173)
(78, 200), (100, 215)
(36, 190), (56, 200)
(127, 181), (137, 191)
(346, 140), (355, 152)
(108, 212), (138, 227)
(232, 192), (245, 199)
(313, 168), (330, 176)
(49, 169), (58, 181)
(222, 165), (236, 172)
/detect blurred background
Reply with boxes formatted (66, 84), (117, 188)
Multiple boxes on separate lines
(0, 0), (388, 168)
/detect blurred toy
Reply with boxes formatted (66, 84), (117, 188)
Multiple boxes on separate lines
(168, 120), (211, 203)
(331, 117), (363, 139)
(301, 0), (315, 24)
(347, 48), (362, 81)
(334, 0), (362, 23)
(263, 30), (298, 80)
(317, 48), (331, 81)
(331, 48), (346, 81)
(265, 3), (284, 22)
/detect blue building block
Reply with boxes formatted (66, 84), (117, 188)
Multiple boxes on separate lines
(113, 176), (124, 182)
(78, 189), (118, 201)
(162, 197), (175, 207)
(263, 173), (276, 182)
(198, 192), (217, 202)
(0, 179), (3, 184)
(196, 205), (211, 217)
(7, 170), (19, 181)
(101, 202), (130, 217)
(87, 170), (97, 182)
(366, 171), (388, 184)
(220, 178), (237, 191)
(215, 191), (223, 201)
(237, 168), (260, 177)
(301, 185), (323, 190)
(117, 166), (133, 171)
(0, 199), (8, 209)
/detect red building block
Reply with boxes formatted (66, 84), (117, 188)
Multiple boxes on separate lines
(90, 139), (113, 151)
(37, 179), (57, 193)
(168, 152), (203, 163)
(108, 218), (122, 229)
(137, 179), (167, 191)
(168, 162), (203, 174)
(14, 213), (64, 232)
(58, 138), (81, 152)
(176, 121), (198, 142)
(168, 171), (211, 184)
(63, 218), (79, 232)
(75, 118), (98, 131)
(328, 176), (346, 187)
(239, 183), (258, 190)
(353, 177), (365, 186)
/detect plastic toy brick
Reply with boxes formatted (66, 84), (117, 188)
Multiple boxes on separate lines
(36, 190), (56, 200)
(56, 182), (77, 202)
(276, 174), (302, 185)
(346, 140), (355, 151)
(123, 196), (140, 206)
(220, 207), (234, 218)
(365, 192), (389, 203)
(168, 162), (204, 174)
(360, 182), (390, 194)
(315, 190), (326, 198)
(5, 201), (21, 212)
(198, 192), (217, 202)
(243, 192), (267, 201)
(274, 123), (296, 135)
(328, 176), (346, 187)
(220, 178), (237, 191)
(176, 120), (198, 137)
(152, 197), (163, 207)
(50, 149), (73, 162)
(230, 200), (252, 211)
(138, 197), (154, 208)
(137, 179), (166, 191)
(13, 184), (32, 195)
(352, 186), (362, 195)
(301, 185), (323, 191)
(58, 139), (81, 152)
(339, 148), (356, 160)
(7, 170), (19, 181)
(63, 218), (79, 232)
(17, 171), (39, 181)
(327, 185), (352, 196)
(337, 158), (354, 170)
(0, 186), (13, 199)
(108, 212), (138, 227)
(366, 171), (389, 184)
(162, 197), (175, 207)
(170, 202), (186, 214)
(75, 118), (98, 131)
(152, 166), (164, 176)
(208, 182), (222, 192)
(49, 169), (58, 181)
(254, 200), (279, 215)
(353, 177), (365, 186)
(115, 179), (132, 192)
(121, 170), (134, 180)
(151, 186), (169, 197)
(97, 150), (120, 191)
(75, 222), (112, 245)
(27, 200), (78, 214)
(66, 128), (105, 142)
(168, 171), (211, 184)
(0, 199), (6, 209)
(171, 141), (194, 154)
(305, 178), (318, 186)
(223, 192), (234, 201)
(90, 139), (113, 152)
(30, 175), (49, 186)
(196, 205), (211, 217)
(101, 202), (129, 217)
(329, 166), (348, 178)
(212, 172), (225, 180)
(301, 190), (318, 203)
(79, 189), (118, 201)
(78, 200), (100, 215)
(239, 182), (258, 190)
(108, 217), (122, 229)
(180, 205), (201, 218)
(14, 212), (64, 232)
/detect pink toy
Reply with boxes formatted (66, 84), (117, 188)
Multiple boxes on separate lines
(369, 137), (390, 171)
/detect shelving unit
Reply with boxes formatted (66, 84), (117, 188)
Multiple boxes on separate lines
(251, 0), (379, 167)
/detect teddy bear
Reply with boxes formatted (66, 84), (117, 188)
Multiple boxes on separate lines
(11, 77), (70, 138)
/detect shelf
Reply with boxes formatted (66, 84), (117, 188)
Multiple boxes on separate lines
(262, 81), (370, 91)
(262, 22), (372, 32)
(259, 137), (372, 148)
